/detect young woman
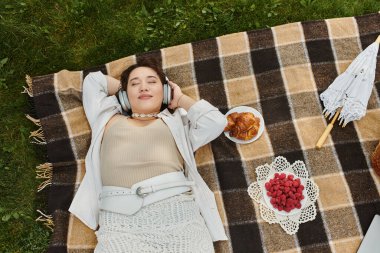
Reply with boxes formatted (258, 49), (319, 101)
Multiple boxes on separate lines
(69, 58), (228, 252)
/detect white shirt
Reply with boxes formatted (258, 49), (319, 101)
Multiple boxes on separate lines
(69, 71), (228, 241)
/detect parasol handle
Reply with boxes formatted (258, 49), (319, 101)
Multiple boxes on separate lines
(376, 35), (380, 44)
(316, 108), (342, 149)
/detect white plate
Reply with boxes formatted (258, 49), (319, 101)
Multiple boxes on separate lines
(224, 106), (265, 144)
(262, 172), (308, 216)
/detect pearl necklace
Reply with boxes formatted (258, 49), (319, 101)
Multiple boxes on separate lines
(131, 112), (159, 118)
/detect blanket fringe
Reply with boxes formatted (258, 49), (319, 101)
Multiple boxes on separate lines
(29, 126), (46, 145)
(21, 75), (33, 97)
(36, 210), (54, 231)
(25, 114), (41, 127)
(25, 114), (47, 145)
(36, 163), (52, 192)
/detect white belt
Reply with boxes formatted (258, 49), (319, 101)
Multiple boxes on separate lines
(99, 172), (194, 216)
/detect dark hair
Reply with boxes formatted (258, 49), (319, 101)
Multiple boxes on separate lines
(120, 57), (165, 90)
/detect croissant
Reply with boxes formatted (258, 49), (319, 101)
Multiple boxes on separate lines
(224, 112), (238, 132)
(225, 112), (260, 141)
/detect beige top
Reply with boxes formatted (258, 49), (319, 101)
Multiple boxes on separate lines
(99, 118), (184, 188)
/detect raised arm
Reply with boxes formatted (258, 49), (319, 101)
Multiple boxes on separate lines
(82, 72), (121, 128)
(106, 75), (121, 96)
(186, 100), (227, 151)
(166, 80), (227, 151)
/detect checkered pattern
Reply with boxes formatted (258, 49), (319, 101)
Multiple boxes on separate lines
(29, 13), (380, 253)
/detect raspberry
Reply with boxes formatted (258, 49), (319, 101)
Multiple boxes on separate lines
(265, 173), (305, 212)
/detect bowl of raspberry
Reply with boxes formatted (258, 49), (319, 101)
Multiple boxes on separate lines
(262, 172), (307, 215)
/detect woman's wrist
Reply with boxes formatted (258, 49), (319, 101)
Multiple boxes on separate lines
(176, 94), (196, 111)
(177, 94), (185, 108)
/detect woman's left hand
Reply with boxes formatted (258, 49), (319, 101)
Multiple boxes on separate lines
(167, 80), (184, 109)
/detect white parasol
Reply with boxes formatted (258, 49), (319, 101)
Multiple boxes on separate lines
(316, 35), (380, 149)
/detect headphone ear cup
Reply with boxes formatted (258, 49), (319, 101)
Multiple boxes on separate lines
(163, 80), (171, 105)
(166, 85), (171, 105)
(118, 90), (131, 111)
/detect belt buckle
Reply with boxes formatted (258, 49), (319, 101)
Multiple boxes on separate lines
(136, 186), (148, 198)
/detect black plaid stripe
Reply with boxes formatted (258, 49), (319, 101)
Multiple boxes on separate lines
(345, 171), (379, 203)
(192, 38), (228, 109)
(33, 76), (62, 119)
(45, 137), (75, 163)
(304, 19), (370, 250)
(83, 64), (108, 78)
(306, 39), (335, 64)
(250, 27), (333, 250)
(355, 201), (380, 234)
(355, 13), (380, 49)
(137, 50), (163, 65)
(260, 96), (292, 125)
(334, 143), (369, 172)
(330, 123), (362, 144)
(326, 22), (379, 242)
(229, 223), (264, 253)
(47, 210), (70, 253)
(356, 13), (380, 100)
(302, 20), (331, 41)
(48, 162), (79, 213)
(247, 29), (292, 127)
(302, 21), (338, 93)
(192, 39), (220, 60)
(38, 114), (75, 164)
(247, 29), (281, 76)
(297, 205), (330, 249)
(255, 71), (288, 100)
(211, 138), (247, 190)
(192, 38), (264, 252)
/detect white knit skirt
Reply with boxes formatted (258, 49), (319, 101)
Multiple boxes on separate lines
(94, 194), (214, 253)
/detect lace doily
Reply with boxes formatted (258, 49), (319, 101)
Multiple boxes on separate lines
(247, 156), (319, 235)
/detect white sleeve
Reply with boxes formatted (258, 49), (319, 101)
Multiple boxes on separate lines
(82, 71), (120, 128)
(185, 100), (227, 151)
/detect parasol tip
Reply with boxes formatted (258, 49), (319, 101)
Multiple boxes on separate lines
(376, 35), (380, 44)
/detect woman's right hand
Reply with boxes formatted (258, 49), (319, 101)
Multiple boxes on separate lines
(167, 80), (196, 111)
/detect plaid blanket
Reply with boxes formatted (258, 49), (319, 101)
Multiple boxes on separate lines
(27, 12), (380, 253)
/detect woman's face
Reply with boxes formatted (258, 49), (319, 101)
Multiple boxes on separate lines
(127, 66), (164, 114)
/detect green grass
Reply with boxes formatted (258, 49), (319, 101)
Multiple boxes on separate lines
(0, 0), (379, 252)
